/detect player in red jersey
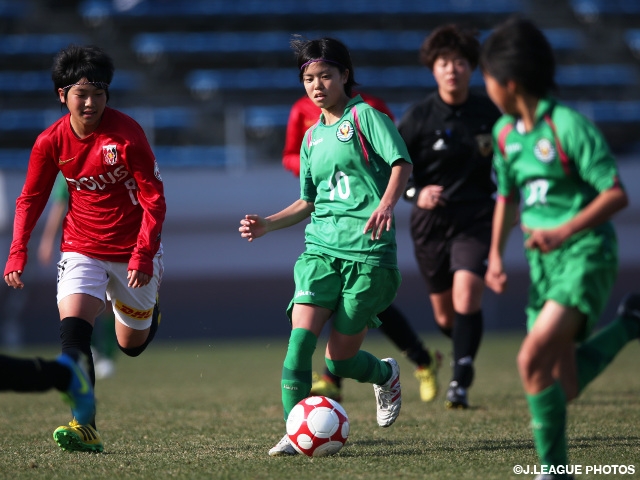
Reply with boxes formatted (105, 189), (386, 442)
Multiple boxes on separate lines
(282, 93), (441, 404)
(4, 45), (166, 453)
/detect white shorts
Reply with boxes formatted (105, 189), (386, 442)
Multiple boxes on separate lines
(56, 252), (164, 330)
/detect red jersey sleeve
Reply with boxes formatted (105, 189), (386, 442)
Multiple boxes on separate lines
(122, 127), (166, 276)
(282, 106), (306, 177)
(5, 134), (60, 276)
(282, 97), (322, 178)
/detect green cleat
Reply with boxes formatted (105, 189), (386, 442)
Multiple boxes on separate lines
(53, 419), (103, 453)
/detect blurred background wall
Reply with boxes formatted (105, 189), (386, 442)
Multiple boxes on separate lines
(1, 0), (639, 346)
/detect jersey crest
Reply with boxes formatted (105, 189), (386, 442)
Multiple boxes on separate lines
(533, 138), (556, 163)
(336, 120), (354, 142)
(102, 144), (118, 165)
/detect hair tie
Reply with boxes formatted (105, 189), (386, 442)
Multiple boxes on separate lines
(62, 81), (110, 90)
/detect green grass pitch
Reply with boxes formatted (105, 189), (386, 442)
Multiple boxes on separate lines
(0, 333), (638, 479)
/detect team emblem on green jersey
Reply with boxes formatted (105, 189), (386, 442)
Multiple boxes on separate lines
(336, 120), (354, 142)
(534, 138), (555, 163)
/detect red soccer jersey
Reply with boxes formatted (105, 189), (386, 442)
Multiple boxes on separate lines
(5, 107), (166, 277)
(282, 93), (395, 176)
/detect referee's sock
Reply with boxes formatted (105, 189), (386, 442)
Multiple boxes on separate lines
(452, 310), (483, 388)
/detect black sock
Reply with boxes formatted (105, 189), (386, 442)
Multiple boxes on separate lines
(452, 310), (483, 388)
(0, 355), (70, 392)
(378, 304), (432, 366)
(60, 317), (95, 386)
(437, 324), (453, 338)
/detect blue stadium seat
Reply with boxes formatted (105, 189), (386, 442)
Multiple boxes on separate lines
(571, 0), (640, 15)
(0, 34), (89, 55)
(568, 100), (640, 123)
(626, 29), (640, 56)
(0, 70), (141, 93)
(82, 0), (525, 20)
(0, 107), (193, 131)
(132, 29), (581, 58)
(0, 0), (28, 19)
(555, 64), (638, 86)
(246, 99), (640, 132)
(187, 64), (635, 95)
(0, 145), (228, 169)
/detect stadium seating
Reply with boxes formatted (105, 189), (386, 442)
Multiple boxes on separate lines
(0, 70), (141, 94)
(80, 0), (525, 20)
(0, 34), (89, 56)
(131, 28), (583, 60)
(1, 0), (639, 168)
(0, 106), (194, 132)
(186, 64), (636, 96)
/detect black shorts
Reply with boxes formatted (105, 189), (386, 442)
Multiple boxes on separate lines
(410, 200), (494, 293)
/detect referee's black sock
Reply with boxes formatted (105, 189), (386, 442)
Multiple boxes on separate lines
(452, 310), (483, 388)
(378, 304), (433, 366)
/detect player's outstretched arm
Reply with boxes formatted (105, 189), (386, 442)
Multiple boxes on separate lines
(239, 199), (314, 242)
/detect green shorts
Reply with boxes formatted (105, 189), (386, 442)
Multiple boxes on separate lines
(525, 230), (618, 341)
(286, 251), (401, 336)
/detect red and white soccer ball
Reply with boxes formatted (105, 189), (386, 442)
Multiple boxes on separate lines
(286, 396), (350, 457)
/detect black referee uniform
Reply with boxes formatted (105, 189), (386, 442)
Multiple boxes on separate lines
(398, 91), (501, 294)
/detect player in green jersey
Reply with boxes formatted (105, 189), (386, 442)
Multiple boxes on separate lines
(239, 36), (413, 456)
(481, 17), (639, 480)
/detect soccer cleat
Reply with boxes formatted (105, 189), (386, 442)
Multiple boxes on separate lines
(268, 434), (298, 457)
(309, 372), (343, 402)
(373, 358), (401, 427)
(617, 293), (640, 323)
(445, 380), (468, 409)
(56, 353), (95, 426)
(414, 350), (442, 402)
(53, 419), (103, 453)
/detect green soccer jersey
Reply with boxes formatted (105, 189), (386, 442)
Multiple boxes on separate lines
(493, 97), (623, 232)
(299, 95), (411, 268)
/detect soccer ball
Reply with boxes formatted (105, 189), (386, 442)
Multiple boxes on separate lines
(286, 396), (350, 457)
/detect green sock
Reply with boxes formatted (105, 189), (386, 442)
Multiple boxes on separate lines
(325, 351), (391, 385)
(281, 328), (317, 421)
(526, 382), (568, 468)
(576, 316), (638, 394)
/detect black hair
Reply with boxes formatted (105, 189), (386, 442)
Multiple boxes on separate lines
(480, 17), (556, 98)
(420, 24), (480, 70)
(290, 36), (357, 97)
(52, 44), (115, 102)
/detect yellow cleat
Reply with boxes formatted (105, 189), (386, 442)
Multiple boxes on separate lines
(53, 419), (103, 453)
(414, 351), (442, 402)
(309, 372), (343, 402)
